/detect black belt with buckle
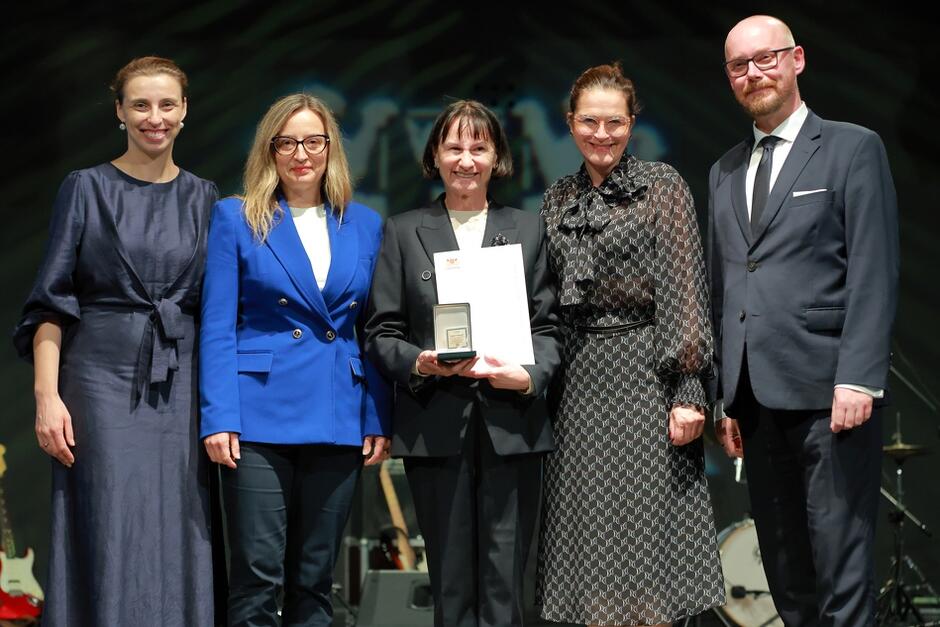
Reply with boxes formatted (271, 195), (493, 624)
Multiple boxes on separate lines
(572, 317), (653, 335)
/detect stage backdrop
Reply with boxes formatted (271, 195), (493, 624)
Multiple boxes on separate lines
(2, 0), (938, 601)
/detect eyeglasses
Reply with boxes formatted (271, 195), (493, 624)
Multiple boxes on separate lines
(271, 134), (330, 156)
(572, 115), (630, 137)
(724, 47), (795, 77)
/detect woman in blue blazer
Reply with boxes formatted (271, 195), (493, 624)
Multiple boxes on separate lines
(199, 93), (391, 626)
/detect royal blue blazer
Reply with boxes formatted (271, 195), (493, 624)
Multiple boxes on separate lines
(199, 196), (391, 445)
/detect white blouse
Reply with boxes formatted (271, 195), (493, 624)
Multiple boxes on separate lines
(289, 204), (331, 289)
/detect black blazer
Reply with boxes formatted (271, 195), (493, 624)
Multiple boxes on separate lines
(364, 197), (560, 456)
(707, 110), (899, 411)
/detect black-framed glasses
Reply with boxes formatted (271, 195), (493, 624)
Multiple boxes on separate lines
(724, 46), (795, 77)
(271, 134), (330, 156)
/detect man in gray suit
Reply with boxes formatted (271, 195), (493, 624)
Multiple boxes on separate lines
(708, 15), (899, 626)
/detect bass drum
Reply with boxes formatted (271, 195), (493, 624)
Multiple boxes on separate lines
(717, 519), (782, 627)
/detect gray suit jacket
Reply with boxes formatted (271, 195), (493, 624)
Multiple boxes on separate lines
(364, 197), (560, 456)
(707, 110), (899, 411)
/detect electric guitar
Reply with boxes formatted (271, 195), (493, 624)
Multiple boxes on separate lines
(0, 444), (43, 621)
(378, 459), (426, 571)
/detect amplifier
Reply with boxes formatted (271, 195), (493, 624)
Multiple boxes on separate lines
(355, 570), (433, 627)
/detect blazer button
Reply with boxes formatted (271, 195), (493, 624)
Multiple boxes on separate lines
(278, 297), (289, 306)
(349, 300), (358, 310)
(421, 270), (432, 281)
(292, 329), (303, 339)
(746, 260), (758, 272)
(326, 330), (336, 341)
(739, 310), (746, 322)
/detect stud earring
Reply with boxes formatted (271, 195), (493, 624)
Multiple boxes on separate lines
(180, 121), (185, 128)
(119, 122), (126, 131)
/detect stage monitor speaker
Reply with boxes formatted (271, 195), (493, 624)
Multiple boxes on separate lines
(355, 570), (433, 627)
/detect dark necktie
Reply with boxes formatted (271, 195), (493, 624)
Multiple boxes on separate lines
(751, 135), (782, 234)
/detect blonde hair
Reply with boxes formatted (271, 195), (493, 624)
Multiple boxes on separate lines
(241, 94), (352, 242)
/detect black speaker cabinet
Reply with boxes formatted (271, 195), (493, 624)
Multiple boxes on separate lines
(355, 570), (434, 627)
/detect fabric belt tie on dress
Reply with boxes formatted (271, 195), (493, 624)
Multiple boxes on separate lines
(572, 318), (653, 335)
(135, 298), (186, 400)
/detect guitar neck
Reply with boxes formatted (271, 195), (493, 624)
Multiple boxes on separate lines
(0, 484), (16, 557)
(378, 461), (417, 570)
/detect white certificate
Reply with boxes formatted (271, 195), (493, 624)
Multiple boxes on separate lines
(434, 244), (534, 365)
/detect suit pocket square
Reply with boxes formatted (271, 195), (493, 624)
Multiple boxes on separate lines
(792, 189), (828, 197)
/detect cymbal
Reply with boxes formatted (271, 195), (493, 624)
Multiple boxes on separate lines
(883, 442), (929, 460)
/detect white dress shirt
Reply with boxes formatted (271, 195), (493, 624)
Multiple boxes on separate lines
(746, 102), (809, 217)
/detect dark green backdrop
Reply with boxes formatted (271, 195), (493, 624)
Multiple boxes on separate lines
(3, 0), (937, 601)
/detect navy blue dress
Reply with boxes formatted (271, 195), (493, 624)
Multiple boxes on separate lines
(14, 163), (218, 627)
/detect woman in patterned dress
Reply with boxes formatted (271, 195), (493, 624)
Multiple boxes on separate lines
(535, 63), (725, 626)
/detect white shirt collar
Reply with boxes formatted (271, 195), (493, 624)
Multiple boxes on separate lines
(751, 102), (808, 151)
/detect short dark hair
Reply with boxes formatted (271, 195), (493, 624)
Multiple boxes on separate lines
(421, 99), (513, 179)
(568, 61), (641, 116)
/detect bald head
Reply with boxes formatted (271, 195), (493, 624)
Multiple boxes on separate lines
(725, 15), (795, 60)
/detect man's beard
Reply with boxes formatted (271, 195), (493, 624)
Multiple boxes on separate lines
(737, 79), (788, 117)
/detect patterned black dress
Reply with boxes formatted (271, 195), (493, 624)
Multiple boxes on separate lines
(535, 154), (725, 625)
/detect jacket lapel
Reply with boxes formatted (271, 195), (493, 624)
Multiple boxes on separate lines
(730, 141), (754, 247)
(480, 201), (518, 247)
(751, 112), (822, 247)
(265, 197), (332, 324)
(320, 204), (358, 308)
(416, 197), (460, 264)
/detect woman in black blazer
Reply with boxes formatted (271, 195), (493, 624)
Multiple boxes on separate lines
(364, 100), (560, 627)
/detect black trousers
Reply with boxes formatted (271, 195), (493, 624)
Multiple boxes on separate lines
(221, 443), (362, 627)
(731, 359), (881, 627)
(404, 414), (542, 627)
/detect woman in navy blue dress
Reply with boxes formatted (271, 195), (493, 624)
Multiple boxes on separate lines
(14, 57), (218, 626)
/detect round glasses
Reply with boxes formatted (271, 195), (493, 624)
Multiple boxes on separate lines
(572, 115), (630, 137)
(724, 47), (795, 77)
(271, 134), (330, 156)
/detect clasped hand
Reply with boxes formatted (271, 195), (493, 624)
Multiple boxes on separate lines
(416, 351), (531, 391)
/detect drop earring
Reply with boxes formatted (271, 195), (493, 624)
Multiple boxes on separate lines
(119, 122), (126, 131)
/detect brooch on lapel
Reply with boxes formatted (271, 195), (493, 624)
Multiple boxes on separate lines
(490, 233), (510, 247)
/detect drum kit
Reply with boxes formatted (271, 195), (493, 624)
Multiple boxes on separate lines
(875, 414), (937, 626)
(711, 411), (937, 627)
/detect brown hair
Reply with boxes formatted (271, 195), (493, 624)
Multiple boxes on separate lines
(241, 93), (353, 243)
(111, 56), (188, 103)
(568, 61), (642, 116)
(421, 99), (513, 179)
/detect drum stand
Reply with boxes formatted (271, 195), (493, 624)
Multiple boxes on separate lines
(876, 414), (936, 625)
